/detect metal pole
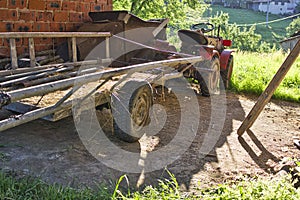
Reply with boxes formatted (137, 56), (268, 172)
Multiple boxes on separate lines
(5, 57), (203, 104)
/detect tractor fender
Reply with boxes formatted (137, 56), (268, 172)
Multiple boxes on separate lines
(220, 49), (234, 70)
(212, 50), (220, 59)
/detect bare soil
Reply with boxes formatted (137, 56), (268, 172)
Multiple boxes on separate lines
(0, 90), (299, 192)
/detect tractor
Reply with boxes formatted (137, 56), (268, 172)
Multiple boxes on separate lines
(178, 22), (234, 94)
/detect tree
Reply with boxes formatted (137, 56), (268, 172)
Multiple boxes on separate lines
(113, 0), (208, 28)
(286, 17), (300, 37)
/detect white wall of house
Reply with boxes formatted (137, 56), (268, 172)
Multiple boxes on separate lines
(259, 1), (296, 14)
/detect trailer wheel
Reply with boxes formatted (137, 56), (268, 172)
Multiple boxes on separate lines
(204, 57), (220, 94)
(220, 55), (233, 89)
(111, 81), (153, 143)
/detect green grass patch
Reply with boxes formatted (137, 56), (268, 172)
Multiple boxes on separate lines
(1, 171), (300, 199)
(204, 5), (291, 44)
(231, 51), (300, 102)
(0, 172), (111, 200)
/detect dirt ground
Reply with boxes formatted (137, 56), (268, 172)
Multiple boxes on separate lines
(0, 89), (299, 192)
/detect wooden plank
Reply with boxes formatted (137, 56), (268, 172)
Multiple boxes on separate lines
(28, 38), (36, 67)
(0, 32), (111, 39)
(237, 39), (300, 136)
(9, 38), (18, 69)
(72, 37), (77, 62)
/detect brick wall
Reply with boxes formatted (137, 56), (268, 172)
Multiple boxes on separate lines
(0, 0), (113, 57)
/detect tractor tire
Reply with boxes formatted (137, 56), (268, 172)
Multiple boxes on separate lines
(220, 55), (233, 89)
(203, 57), (220, 94)
(111, 81), (153, 143)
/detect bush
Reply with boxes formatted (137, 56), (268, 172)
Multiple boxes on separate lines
(286, 17), (300, 37)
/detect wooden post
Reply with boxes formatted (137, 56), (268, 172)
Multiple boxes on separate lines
(28, 38), (36, 67)
(237, 39), (300, 136)
(105, 37), (110, 59)
(72, 37), (77, 62)
(9, 38), (18, 69)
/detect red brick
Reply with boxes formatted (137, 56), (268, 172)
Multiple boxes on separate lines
(0, 22), (13, 32)
(40, 38), (52, 44)
(33, 22), (50, 32)
(69, 12), (82, 22)
(19, 11), (36, 22)
(17, 47), (29, 56)
(28, 0), (45, 10)
(50, 22), (65, 32)
(35, 44), (53, 52)
(0, 9), (18, 21)
(77, 2), (90, 13)
(65, 22), (75, 31)
(8, 0), (27, 9)
(33, 38), (52, 46)
(0, 47), (10, 57)
(62, 1), (76, 11)
(14, 22), (33, 32)
(36, 11), (53, 22)
(90, 3), (102, 12)
(54, 11), (69, 22)
(0, 0), (7, 7)
(46, 1), (61, 10)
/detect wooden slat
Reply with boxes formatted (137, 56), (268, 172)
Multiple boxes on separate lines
(237, 39), (300, 136)
(105, 37), (110, 59)
(0, 32), (111, 39)
(72, 37), (77, 62)
(9, 38), (18, 69)
(28, 38), (36, 67)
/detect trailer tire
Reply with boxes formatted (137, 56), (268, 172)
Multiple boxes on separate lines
(220, 55), (233, 89)
(111, 81), (153, 143)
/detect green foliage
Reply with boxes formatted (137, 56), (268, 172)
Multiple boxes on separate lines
(113, 0), (208, 28)
(286, 17), (300, 37)
(209, 12), (268, 52)
(231, 51), (300, 102)
(200, 177), (300, 199)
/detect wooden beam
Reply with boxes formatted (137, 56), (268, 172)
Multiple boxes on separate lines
(9, 38), (18, 69)
(0, 32), (111, 39)
(28, 38), (36, 67)
(237, 39), (300, 136)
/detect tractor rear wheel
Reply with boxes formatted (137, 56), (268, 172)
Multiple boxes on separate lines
(204, 57), (220, 94)
(111, 81), (153, 143)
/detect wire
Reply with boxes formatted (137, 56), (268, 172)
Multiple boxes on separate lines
(234, 12), (300, 27)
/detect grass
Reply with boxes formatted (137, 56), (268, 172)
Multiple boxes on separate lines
(1, 171), (300, 199)
(203, 5), (292, 44)
(0, 172), (112, 200)
(230, 51), (300, 102)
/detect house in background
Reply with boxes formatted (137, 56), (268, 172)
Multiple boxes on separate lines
(212, 0), (300, 14)
(256, 0), (297, 15)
